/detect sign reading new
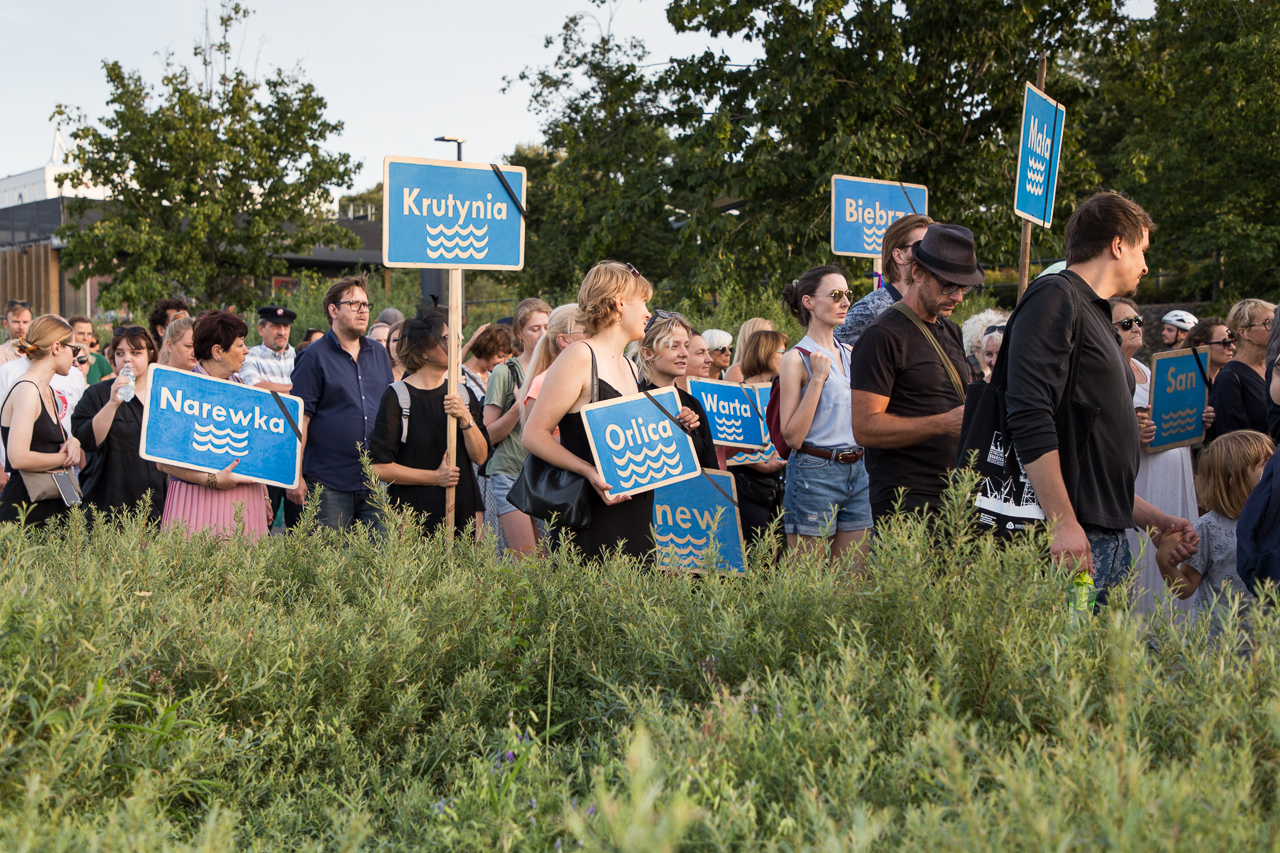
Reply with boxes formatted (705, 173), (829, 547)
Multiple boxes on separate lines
(382, 156), (527, 270)
(139, 365), (302, 489)
(653, 469), (745, 574)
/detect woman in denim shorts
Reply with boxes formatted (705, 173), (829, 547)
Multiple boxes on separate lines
(777, 265), (873, 567)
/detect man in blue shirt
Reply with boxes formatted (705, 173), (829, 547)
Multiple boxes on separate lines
(287, 275), (393, 531)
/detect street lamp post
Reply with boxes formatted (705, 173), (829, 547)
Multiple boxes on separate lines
(434, 135), (466, 162)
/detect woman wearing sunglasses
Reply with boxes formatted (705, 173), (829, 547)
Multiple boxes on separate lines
(1110, 297), (1202, 615)
(1209, 298), (1276, 440)
(71, 326), (168, 523)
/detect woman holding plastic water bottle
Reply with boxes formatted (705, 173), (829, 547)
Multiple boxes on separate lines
(71, 325), (169, 522)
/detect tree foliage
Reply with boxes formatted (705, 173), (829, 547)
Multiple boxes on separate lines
(53, 3), (358, 310)
(506, 0), (1128, 302)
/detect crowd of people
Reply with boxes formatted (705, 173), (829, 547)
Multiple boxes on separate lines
(4, 190), (1280, 628)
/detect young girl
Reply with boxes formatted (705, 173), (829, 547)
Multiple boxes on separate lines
(1157, 430), (1275, 626)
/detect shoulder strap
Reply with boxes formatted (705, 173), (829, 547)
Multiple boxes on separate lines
(391, 380), (411, 443)
(639, 387), (737, 506)
(890, 301), (967, 403)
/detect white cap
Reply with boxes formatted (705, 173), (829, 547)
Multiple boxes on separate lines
(1162, 310), (1197, 331)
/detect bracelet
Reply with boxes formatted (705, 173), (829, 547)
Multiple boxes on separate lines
(206, 472), (219, 491)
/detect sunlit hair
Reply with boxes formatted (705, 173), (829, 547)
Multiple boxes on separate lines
(730, 318), (773, 366)
(1226, 298), (1277, 338)
(526, 304), (578, 380)
(15, 315), (72, 361)
(1197, 430), (1275, 519)
(782, 264), (845, 328)
(109, 326), (159, 365)
(470, 324), (515, 362)
(741, 330), (790, 379)
(576, 261), (653, 336)
(882, 213), (935, 286)
(510, 297), (553, 355)
(159, 316), (194, 366)
(634, 313), (694, 383)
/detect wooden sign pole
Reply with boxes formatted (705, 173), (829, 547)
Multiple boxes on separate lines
(444, 267), (463, 543)
(1016, 55), (1048, 302)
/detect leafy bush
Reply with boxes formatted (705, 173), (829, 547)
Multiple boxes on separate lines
(2, 475), (1277, 850)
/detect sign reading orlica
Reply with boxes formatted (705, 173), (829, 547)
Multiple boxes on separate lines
(138, 365), (303, 489)
(580, 387), (702, 499)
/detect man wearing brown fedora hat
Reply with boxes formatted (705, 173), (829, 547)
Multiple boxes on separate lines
(1003, 191), (1197, 603)
(852, 223), (983, 524)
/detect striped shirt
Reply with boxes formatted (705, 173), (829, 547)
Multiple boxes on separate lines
(239, 343), (296, 388)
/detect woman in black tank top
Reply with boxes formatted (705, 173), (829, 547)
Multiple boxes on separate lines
(523, 262), (656, 562)
(0, 316), (84, 527)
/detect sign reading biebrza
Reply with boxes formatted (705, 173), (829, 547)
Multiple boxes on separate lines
(580, 387), (701, 498)
(139, 365), (303, 489)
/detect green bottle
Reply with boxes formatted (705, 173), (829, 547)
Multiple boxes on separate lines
(1069, 571), (1095, 622)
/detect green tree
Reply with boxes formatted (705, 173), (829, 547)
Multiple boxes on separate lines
(53, 3), (358, 310)
(509, 0), (1129, 302)
(1087, 0), (1280, 298)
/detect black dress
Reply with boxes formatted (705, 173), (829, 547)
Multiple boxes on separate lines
(556, 378), (655, 561)
(0, 380), (72, 527)
(1208, 359), (1268, 439)
(369, 381), (489, 535)
(71, 380), (168, 522)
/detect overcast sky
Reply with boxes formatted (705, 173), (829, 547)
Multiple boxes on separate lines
(1, 0), (1155, 192)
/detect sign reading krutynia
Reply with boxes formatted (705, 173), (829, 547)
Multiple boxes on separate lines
(1146, 347), (1210, 453)
(831, 175), (928, 258)
(139, 365), (303, 489)
(580, 386), (701, 499)
(686, 378), (769, 448)
(653, 469), (746, 574)
(382, 156), (527, 270)
(1014, 82), (1067, 228)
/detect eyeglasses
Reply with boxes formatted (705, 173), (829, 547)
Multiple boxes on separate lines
(1208, 338), (1236, 348)
(113, 325), (149, 338)
(826, 289), (852, 303)
(1243, 318), (1273, 333)
(74, 356), (88, 366)
(939, 282), (981, 296)
(1113, 317), (1144, 331)
(644, 309), (685, 332)
(338, 300), (372, 312)
(625, 263), (641, 277)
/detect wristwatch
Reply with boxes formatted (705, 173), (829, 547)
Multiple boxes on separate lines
(460, 419), (474, 430)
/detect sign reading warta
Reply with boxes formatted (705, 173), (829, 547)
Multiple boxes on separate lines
(1014, 82), (1066, 228)
(382, 156), (527, 270)
(830, 175), (929, 258)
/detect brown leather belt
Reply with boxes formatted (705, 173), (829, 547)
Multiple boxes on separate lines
(798, 444), (864, 464)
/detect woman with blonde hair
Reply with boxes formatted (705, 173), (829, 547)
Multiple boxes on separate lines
(159, 316), (197, 371)
(0, 315), (85, 526)
(524, 261), (654, 560)
(1210, 298), (1277, 439)
(518, 304), (583, 428)
(483, 297), (551, 554)
(635, 312), (718, 470)
(724, 318), (774, 383)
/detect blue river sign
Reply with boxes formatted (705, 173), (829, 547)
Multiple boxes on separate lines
(831, 175), (929, 258)
(653, 469), (745, 574)
(382, 156), (527, 270)
(138, 365), (303, 489)
(1147, 347), (1210, 453)
(686, 378), (769, 448)
(580, 386), (701, 499)
(1014, 82), (1067, 228)
(726, 383), (778, 465)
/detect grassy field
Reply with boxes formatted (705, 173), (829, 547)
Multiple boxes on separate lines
(1, 470), (1276, 851)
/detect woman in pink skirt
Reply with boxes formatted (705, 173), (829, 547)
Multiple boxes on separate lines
(157, 311), (271, 540)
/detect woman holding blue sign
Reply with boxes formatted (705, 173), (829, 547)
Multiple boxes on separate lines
(156, 311), (271, 540)
(71, 325), (168, 522)
(523, 261), (655, 561)
(635, 312), (719, 471)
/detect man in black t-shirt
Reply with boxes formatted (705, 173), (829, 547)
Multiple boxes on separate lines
(851, 224), (984, 523)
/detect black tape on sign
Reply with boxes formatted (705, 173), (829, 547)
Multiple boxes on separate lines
(270, 390), (302, 441)
(490, 164), (526, 220)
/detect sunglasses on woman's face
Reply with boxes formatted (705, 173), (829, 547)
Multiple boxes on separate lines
(1208, 338), (1236, 348)
(1113, 316), (1143, 331)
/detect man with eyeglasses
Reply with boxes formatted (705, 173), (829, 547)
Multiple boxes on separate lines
(851, 224), (978, 524)
(0, 300), (33, 365)
(287, 275), (393, 532)
(69, 315), (115, 384)
(1004, 192), (1197, 604)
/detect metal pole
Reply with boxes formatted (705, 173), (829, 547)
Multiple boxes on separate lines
(1017, 55), (1048, 303)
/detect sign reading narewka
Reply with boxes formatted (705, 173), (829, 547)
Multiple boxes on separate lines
(382, 156), (527, 270)
(139, 365), (303, 489)
(580, 387), (702, 499)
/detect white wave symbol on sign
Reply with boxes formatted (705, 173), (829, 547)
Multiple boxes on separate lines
(424, 223), (489, 259)
(713, 414), (746, 441)
(611, 442), (683, 488)
(656, 532), (709, 568)
(192, 422), (249, 456)
(862, 224), (886, 251)
(1025, 156), (1047, 196)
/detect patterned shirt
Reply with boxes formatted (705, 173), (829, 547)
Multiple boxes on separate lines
(834, 282), (904, 350)
(240, 343), (296, 388)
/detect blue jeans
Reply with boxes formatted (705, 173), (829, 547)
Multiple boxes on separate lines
(294, 476), (385, 535)
(1086, 525), (1133, 607)
(782, 449), (873, 536)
